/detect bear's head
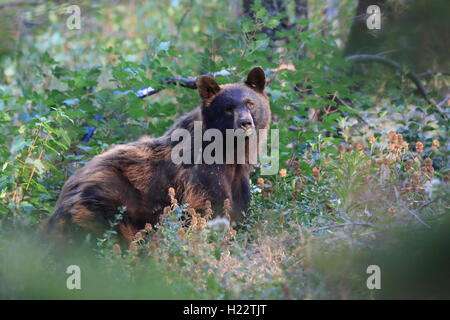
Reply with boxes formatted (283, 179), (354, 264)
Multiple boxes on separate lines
(197, 67), (271, 136)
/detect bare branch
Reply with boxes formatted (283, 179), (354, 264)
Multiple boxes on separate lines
(345, 54), (448, 120)
(416, 70), (450, 78)
(135, 69), (234, 98)
(309, 222), (374, 232)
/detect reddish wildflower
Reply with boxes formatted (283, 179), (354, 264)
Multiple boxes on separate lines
(134, 232), (143, 240)
(279, 168), (287, 178)
(368, 136), (376, 144)
(387, 130), (397, 143)
(144, 223), (153, 232)
(188, 208), (197, 217)
(178, 227), (185, 240)
(416, 142), (423, 155)
(363, 159), (372, 168)
(257, 177), (265, 189)
(312, 167), (320, 182)
(432, 139), (440, 152)
(205, 208), (213, 219)
(444, 172), (450, 183)
(412, 172), (421, 186)
(223, 198), (232, 210)
(405, 159), (414, 171)
(387, 144), (395, 152)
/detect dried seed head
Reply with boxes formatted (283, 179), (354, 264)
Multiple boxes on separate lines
(223, 199), (232, 210)
(205, 208), (213, 218)
(387, 130), (396, 143)
(387, 144), (395, 152)
(178, 227), (185, 239)
(432, 139), (440, 152)
(363, 159), (372, 168)
(389, 135), (398, 144)
(355, 143), (363, 151)
(144, 223), (153, 232)
(413, 172), (421, 185)
(287, 157), (299, 169)
(405, 159), (414, 170)
(432, 139), (440, 148)
(312, 167), (320, 181)
(424, 157), (433, 167)
(129, 243), (138, 256)
(416, 142), (423, 154)
(257, 177), (265, 189)
(188, 208), (197, 217)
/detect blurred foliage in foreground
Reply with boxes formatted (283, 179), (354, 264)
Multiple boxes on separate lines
(0, 0), (449, 299)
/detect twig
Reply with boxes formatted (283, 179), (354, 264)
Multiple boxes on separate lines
(416, 70), (450, 78)
(416, 196), (443, 212)
(345, 54), (428, 100)
(135, 69), (234, 98)
(345, 54), (448, 120)
(406, 208), (431, 229)
(176, 0), (194, 32)
(309, 222), (374, 232)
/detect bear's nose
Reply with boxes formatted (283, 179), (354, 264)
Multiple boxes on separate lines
(238, 119), (254, 131)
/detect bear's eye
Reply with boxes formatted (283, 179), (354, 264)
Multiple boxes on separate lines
(225, 105), (234, 115)
(246, 101), (255, 109)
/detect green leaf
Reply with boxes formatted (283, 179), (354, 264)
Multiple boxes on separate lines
(10, 138), (29, 154)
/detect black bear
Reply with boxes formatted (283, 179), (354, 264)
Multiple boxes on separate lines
(42, 67), (271, 242)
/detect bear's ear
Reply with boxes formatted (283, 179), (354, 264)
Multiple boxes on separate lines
(197, 76), (221, 102)
(245, 67), (265, 93)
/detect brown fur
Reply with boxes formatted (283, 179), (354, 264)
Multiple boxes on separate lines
(42, 67), (271, 243)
